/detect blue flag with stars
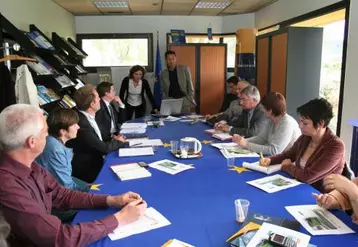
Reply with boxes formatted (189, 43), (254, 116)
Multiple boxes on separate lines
(154, 37), (162, 107)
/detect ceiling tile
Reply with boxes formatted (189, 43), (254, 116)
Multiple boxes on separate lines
(130, 0), (161, 14)
(222, 0), (274, 14)
(54, 0), (100, 13)
(191, 8), (222, 16)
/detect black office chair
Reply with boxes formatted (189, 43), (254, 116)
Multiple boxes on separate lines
(342, 162), (354, 180)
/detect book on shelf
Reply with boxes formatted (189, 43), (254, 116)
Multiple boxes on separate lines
(59, 95), (76, 109)
(110, 163), (152, 181)
(36, 85), (60, 105)
(74, 79), (85, 89)
(63, 37), (87, 57)
(26, 31), (55, 50)
(26, 55), (56, 75)
(55, 75), (75, 88)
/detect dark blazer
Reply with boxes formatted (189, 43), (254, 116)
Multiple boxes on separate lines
(270, 128), (345, 193)
(220, 93), (237, 112)
(229, 104), (269, 138)
(66, 112), (125, 183)
(119, 77), (157, 110)
(95, 99), (126, 142)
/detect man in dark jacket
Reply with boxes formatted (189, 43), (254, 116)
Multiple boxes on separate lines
(96, 81), (126, 142)
(216, 85), (269, 138)
(67, 85), (126, 183)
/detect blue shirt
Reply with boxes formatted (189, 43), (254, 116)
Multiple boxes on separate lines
(36, 136), (77, 190)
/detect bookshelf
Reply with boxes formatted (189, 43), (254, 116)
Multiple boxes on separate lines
(0, 13), (84, 113)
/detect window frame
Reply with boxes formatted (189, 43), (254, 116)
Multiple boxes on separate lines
(76, 33), (154, 73)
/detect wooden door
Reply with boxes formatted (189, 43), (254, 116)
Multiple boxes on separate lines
(256, 37), (269, 97)
(270, 33), (288, 96)
(199, 45), (226, 115)
(168, 45), (196, 93)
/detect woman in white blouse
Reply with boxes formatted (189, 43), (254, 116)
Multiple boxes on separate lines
(120, 65), (158, 120)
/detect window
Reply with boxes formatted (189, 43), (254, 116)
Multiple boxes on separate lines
(77, 33), (153, 71)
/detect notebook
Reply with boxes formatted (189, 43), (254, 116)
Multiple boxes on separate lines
(110, 163), (151, 181)
(212, 133), (233, 141)
(118, 147), (154, 157)
(242, 161), (281, 175)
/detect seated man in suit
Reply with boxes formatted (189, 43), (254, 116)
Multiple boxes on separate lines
(216, 85), (269, 138)
(96, 81), (126, 142)
(67, 85), (126, 183)
(206, 80), (250, 126)
(220, 76), (240, 112)
(160, 50), (196, 113)
(0, 104), (146, 247)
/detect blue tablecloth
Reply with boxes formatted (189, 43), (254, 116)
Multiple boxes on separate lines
(73, 120), (358, 246)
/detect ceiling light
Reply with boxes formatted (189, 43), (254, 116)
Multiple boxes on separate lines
(93, 1), (128, 8)
(195, 0), (231, 9)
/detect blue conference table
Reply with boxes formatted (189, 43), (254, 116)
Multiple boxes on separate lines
(73, 120), (358, 246)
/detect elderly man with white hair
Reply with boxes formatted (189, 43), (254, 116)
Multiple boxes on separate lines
(0, 104), (147, 247)
(216, 85), (269, 138)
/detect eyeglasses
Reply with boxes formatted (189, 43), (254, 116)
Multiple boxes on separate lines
(239, 98), (251, 102)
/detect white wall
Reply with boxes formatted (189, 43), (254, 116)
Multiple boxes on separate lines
(0, 0), (75, 38)
(340, 0), (358, 164)
(75, 14), (255, 64)
(255, 0), (341, 29)
(222, 13), (255, 33)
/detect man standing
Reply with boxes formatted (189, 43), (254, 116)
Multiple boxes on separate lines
(160, 50), (196, 113)
(216, 85), (269, 137)
(96, 81), (126, 142)
(0, 104), (146, 247)
(67, 84), (126, 183)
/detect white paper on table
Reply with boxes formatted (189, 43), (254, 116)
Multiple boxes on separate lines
(165, 239), (195, 247)
(211, 142), (239, 149)
(129, 139), (164, 147)
(119, 147), (154, 157)
(161, 116), (181, 121)
(110, 163), (151, 181)
(285, 205), (355, 235)
(108, 207), (171, 240)
(183, 114), (204, 119)
(242, 161), (281, 175)
(246, 174), (302, 193)
(180, 119), (194, 122)
(120, 127), (146, 134)
(121, 123), (148, 129)
(220, 148), (260, 158)
(148, 159), (194, 175)
(147, 121), (165, 126)
(247, 222), (311, 247)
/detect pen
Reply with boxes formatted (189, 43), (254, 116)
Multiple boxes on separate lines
(131, 143), (143, 147)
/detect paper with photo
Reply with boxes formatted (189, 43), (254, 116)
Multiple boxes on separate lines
(110, 163), (151, 181)
(247, 174), (302, 193)
(148, 159), (194, 175)
(147, 121), (165, 126)
(247, 222), (310, 247)
(121, 123), (147, 129)
(221, 148), (260, 158)
(119, 147), (154, 157)
(211, 142), (239, 149)
(243, 161), (281, 175)
(129, 139), (164, 147)
(108, 207), (171, 240)
(286, 205), (355, 235)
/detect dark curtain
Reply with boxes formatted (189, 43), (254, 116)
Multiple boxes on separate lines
(0, 64), (16, 112)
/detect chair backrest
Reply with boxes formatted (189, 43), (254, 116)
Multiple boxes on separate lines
(342, 162), (354, 180)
